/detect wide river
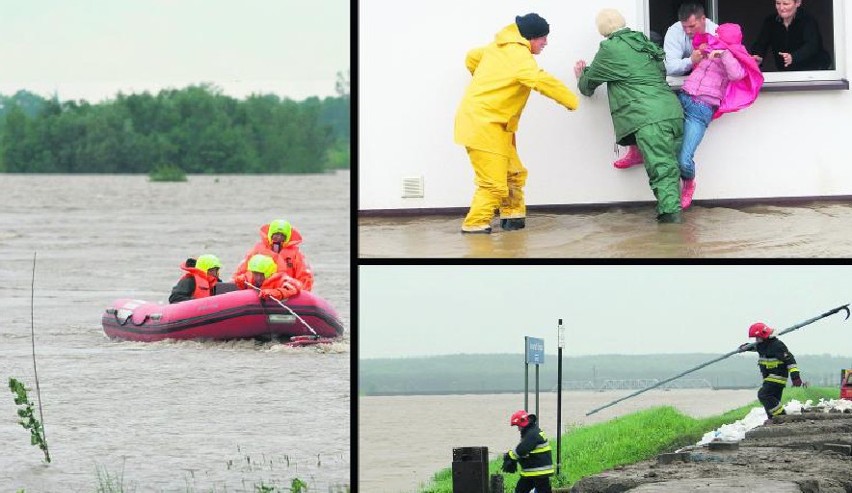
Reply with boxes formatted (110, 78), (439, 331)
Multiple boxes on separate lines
(0, 173), (350, 492)
(358, 390), (759, 493)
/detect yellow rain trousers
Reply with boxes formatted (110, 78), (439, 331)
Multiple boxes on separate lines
(462, 145), (527, 231)
(454, 23), (579, 231)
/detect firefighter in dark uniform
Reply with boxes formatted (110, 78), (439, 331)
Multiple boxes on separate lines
(739, 322), (803, 422)
(502, 410), (555, 493)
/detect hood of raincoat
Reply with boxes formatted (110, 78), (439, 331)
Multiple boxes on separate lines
(495, 22), (531, 48)
(694, 24), (764, 119)
(258, 223), (304, 249)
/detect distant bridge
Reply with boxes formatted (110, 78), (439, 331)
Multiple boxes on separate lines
(550, 378), (714, 391)
(597, 378), (714, 391)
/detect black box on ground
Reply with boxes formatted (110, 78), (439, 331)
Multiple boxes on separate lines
(452, 446), (488, 493)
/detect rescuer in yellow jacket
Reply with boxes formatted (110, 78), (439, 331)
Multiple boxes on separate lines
(454, 13), (579, 234)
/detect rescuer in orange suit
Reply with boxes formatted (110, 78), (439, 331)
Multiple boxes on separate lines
(232, 219), (314, 291)
(234, 254), (301, 301)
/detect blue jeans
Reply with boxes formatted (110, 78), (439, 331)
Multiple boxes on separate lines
(677, 91), (715, 180)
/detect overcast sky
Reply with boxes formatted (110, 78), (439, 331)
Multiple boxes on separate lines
(0, 0), (350, 103)
(360, 265), (852, 359)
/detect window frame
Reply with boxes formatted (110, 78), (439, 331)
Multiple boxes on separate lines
(640, 0), (848, 91)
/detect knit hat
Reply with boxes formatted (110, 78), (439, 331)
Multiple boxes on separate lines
(596, 8), (626, 37)
(515, 13), (549, 40)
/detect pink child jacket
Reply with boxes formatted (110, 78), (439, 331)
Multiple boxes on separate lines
(693, 23), (764, 120)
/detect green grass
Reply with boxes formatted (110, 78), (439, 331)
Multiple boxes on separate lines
(419, 387), (839, 492)
(148, 163), (187, 182)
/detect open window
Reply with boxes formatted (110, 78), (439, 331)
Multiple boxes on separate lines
(644, 0), (848, 90)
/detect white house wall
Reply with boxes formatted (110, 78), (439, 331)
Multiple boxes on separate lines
(359, 0), (851, 211)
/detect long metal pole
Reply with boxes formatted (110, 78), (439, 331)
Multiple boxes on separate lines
(586, 303), (850, 416)
(556, 318), (564, 476)
(524, 336), (529, 411)
(535, 364), (540, 416)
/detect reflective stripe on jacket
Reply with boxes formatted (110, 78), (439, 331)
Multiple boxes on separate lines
(756, 337), (800, 385)
(508, 425), (554, 477)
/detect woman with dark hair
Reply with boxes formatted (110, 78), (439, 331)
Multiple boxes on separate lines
(750, 0), (831, 71)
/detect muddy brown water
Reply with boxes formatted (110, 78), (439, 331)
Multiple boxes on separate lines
(0, 173), (350, 492)
(358, 201), (852, 258)
(358, 390), (759, 493)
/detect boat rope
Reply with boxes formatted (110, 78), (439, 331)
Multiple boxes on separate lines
(246, 283), (321, 339)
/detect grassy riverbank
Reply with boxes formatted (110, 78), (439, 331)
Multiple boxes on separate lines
(418, 387), (839, 492)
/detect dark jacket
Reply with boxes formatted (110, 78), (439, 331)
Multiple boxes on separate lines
(750, 8), (831, 71)
(508, 415), (554, 477)
(577, 28), (683, 144)
(168, 276), (197, 304)
(744, 337), (801, 385)
(169, 264), (222, 303)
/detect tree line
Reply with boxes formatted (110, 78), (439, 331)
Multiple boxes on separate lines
(0, 70), (350, 174)
(359, 353), (852, 395)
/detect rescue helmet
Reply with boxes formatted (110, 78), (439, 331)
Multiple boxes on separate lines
(748, 322), (774, 339)
(510, 410), (530, 428)
(267, 219), (292, 244)
(195, 254), (222, 273)
(247, 254), (277, 280)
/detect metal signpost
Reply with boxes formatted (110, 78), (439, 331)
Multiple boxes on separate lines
(524, 336), (544, 416)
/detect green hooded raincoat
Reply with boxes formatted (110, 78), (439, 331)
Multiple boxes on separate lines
(578, 28), (683, 216)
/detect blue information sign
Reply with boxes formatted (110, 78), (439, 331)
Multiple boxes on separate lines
(525, 337), (545, 364)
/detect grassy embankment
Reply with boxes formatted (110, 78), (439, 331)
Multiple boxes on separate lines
(419, 387), (839, 492)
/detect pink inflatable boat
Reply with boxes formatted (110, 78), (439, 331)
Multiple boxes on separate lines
(102, 287), (345, 342)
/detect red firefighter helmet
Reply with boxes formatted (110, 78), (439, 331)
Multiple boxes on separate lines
(510, 410), (530, 428)
(748, 322), (774, 339)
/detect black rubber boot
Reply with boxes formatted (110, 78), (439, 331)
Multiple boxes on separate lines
(500, 218), (526, 231)
(656, 212), (682, 224)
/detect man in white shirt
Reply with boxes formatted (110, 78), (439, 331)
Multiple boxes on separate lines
(614, 2), (718, 169)
(663, 3), (719, 76)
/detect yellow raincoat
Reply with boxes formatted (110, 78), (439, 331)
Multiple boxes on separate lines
(454, 23), (579, 232)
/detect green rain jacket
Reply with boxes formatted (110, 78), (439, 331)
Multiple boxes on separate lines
(577, 28), (682, 144)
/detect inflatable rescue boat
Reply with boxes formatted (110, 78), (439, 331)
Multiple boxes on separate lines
(102, 286), (345, 342)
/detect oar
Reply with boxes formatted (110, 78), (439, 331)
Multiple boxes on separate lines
(585, 303), (851, 416)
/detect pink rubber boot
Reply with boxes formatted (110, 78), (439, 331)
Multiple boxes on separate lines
(613, 145), (644, 169)
(681, 179), (696, 209)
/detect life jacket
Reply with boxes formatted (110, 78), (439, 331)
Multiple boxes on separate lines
(233, 224), (314, 290)
(234, 271), (291, 291)
(178, 263), (218, 299)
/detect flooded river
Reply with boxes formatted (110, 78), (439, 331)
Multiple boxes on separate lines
(0, 173), (350, 492)
(358, 200), (852, 257)
(358, 390), (759, 493)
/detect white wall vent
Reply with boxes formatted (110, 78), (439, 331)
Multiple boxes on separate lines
(401, 176), (424, 198)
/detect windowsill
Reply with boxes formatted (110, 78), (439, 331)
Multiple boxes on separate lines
(759, 79), (849, 91)
(668, 78), (849, 92)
